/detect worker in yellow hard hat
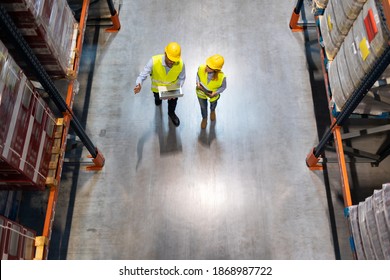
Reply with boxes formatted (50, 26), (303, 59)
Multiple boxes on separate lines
(134, 42), (186, 126)
(196, 54), (227, 129)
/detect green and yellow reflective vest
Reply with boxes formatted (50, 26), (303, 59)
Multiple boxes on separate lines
(151, 54), (183, 93)
(196, 64), (225, 102)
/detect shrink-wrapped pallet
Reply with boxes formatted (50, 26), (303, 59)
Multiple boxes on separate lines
(343, 26), (366, 89)
(320, 0), (367, 60)
(350, 0), (389, 75)
(384, 184), (390, 230)
(337, 47), (389, 114)
(0, 0), (78, 78)
(332, 0), (355, 39)
(329, 0), (390, 115)
(328, 61), (344, 98)
(320, 1), (340, 59)
(335, 43), (356, 101)
(350, 12), (377, 74)
(365, 196), (385, 259)
(340, 0), (367, 20)
(320, 13), (339, 60)
(0, 44), (56, 191)
(358, 201), (376, 259)
(348, 205), (367, 259)
(372, 189), (390, 259)
(362, 0), (390, 60)
(0, 41), (8, 96)
(0, 56), (21, 157)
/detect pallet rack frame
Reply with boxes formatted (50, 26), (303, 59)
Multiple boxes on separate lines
(291, 0), (390, 207)
(0, 0), (120, 259)
(291, 0), (390, 259)
(105, 0), (121, 32)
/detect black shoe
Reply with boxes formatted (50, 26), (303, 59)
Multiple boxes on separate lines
(155, 99), (162, 106)
(168, 113), (180, 126)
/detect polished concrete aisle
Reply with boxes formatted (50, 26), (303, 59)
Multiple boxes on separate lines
(51, 0), (338, 259)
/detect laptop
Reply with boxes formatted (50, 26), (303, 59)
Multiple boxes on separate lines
(158, 85), (184, 100)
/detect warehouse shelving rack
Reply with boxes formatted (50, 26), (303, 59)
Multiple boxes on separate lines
(291, 0), (390, 206)
(290, 0), (390, 259)
(0, 0), (121, 259)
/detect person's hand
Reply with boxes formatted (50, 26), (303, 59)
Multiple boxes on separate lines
(209, 91), (217, 97)
(134, 84), (141, 94)
(197, 83), (208, 94)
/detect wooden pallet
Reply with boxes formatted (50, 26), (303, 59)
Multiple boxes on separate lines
(45, 118), (65, 188)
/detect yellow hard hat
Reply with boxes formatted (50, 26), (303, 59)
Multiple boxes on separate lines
(206, 54), (224, 70)
(165, 42), (181, 62)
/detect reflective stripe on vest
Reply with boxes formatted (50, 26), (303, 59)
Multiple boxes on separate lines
(151, 54), (183, 92)
(196, 64), (225, 102)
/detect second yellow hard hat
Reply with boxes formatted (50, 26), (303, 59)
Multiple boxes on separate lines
(206, 54), (224, 70)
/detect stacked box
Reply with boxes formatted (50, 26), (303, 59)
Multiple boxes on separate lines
(0, 0), (78, 78)
(0, 215), (36, 260)
(0, 55), (22, 157)
(0, 42), (56, 191)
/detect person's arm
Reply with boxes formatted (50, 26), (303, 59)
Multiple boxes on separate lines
(178, 63), (186, 87)
(134, 58), (153, 94)
(196, 68), (201, 88)
(215, 77), (227, 94)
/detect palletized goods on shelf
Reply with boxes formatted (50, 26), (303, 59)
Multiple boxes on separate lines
(320, 0), (367, 60)
(347, 183), (390, 259)
(325, 0), (390, 115)
(0, 0), (78, 78)
(0, 40), (56, 191)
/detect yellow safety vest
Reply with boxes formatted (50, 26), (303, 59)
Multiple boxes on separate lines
(196, 64), (225, 102)
(151, 54), (183, 92)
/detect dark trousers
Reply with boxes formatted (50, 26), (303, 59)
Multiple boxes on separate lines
(154, 92), (177, 115)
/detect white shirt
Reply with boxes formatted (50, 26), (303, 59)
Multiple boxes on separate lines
(135, 54), (186, 87)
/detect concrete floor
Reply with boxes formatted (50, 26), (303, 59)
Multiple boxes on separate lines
(10, 0), (390, 260)
(43, 0), (340, 260)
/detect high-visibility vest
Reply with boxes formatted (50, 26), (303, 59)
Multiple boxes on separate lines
(196, 64), (225, 102)
(151, 54), (183, 92)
